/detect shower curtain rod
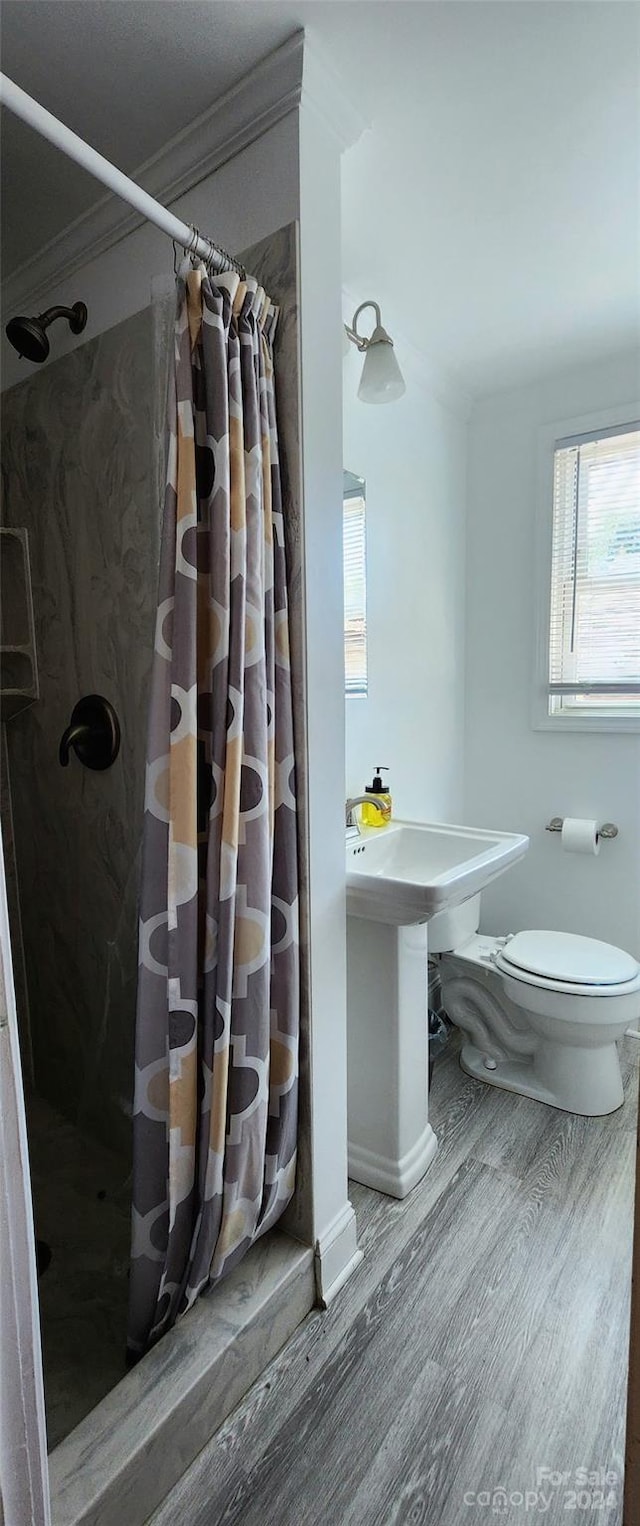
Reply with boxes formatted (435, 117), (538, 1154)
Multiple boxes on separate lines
(0, 72), (246, 278)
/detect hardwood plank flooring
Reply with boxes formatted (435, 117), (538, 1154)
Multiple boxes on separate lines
(149, 1034), (638, 1526)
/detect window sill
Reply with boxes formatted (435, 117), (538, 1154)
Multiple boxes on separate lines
(532, 711), (640, 735)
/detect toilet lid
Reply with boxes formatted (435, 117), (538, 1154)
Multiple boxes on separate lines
(498, 930), (639, 987)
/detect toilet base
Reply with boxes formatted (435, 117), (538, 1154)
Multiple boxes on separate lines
(460, 1038), (625, 1116)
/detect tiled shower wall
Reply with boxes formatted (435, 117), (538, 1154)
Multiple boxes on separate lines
(1, 304), (167, 1156)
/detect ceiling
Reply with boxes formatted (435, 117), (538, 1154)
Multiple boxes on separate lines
(1, 1), (638, 395)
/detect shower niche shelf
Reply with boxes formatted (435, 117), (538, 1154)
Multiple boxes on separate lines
(0, 527), (39, 719)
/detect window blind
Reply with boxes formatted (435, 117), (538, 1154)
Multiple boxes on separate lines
(343, 491), (367, 696)
(548, 424), (640, 716)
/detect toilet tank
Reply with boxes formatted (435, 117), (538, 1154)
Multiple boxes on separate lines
(427, 894), (481, 954)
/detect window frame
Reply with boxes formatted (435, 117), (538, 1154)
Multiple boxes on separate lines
(532, 404), (640, 734)
(343, 471), (368, 700)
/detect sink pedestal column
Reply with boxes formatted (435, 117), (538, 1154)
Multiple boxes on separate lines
(346, 917), (438, 1198)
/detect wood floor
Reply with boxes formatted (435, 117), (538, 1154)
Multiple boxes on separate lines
(149, 1033), (638, 1526)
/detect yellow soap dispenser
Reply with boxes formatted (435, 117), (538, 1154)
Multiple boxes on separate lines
(362, 766), (392, 828)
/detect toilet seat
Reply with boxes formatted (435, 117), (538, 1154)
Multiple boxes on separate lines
(494, 929), (640, 998)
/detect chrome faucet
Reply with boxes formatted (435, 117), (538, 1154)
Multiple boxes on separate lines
(345, 795), (386, 835)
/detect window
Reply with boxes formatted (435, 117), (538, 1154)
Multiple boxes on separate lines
(544, 422), (640, 725)
(343, 471), (367, 697)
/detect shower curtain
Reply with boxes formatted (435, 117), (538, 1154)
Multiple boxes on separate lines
(128, 267), (300, 1355)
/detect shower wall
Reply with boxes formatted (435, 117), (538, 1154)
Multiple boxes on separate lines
(0, 305), (168, 1156)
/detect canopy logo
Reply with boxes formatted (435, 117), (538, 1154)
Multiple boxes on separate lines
(462, 1470), (619, 1514)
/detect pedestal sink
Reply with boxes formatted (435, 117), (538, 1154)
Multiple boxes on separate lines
(346, 819), (529, 1199)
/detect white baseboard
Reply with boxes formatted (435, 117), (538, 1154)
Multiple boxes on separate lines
(348, 1122), (438, 1201)
(314, 1200), (363, 1308)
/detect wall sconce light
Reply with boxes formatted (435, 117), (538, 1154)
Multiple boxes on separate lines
(344, 301), (406, 405)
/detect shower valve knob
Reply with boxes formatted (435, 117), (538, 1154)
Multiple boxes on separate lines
(59, 695), (120, 770)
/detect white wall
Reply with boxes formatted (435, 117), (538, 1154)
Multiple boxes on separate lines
(1, 114), (300, 391)
(296, 84), (361, 1296)
(343, 338), (468, 823)
(464, 350), (640, 957)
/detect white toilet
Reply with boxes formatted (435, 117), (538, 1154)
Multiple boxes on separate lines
(437, 904), (640, 1116)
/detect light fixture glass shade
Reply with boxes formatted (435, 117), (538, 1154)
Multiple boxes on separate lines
(357, 332), (406, 405)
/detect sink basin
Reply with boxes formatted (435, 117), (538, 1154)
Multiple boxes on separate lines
(346, 819), (529, 925)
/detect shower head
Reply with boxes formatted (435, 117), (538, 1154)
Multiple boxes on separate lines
(5, 301), (87, 362)
(5, 314), (50, 363)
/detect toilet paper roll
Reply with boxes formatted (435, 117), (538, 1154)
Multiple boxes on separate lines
(560, 818), (601, 856)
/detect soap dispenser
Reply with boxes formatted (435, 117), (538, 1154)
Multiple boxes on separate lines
(362, 766), (392, 828)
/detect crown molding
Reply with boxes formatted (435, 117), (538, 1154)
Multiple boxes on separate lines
(342, 285), (473, 420)
(1, 32), (306, 315)
(300, 34), (369, 153)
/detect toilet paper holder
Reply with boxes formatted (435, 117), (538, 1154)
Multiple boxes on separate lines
(546, 817), (618, 839)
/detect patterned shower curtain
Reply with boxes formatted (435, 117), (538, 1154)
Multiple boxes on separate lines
(128, 267), (300, 1356)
